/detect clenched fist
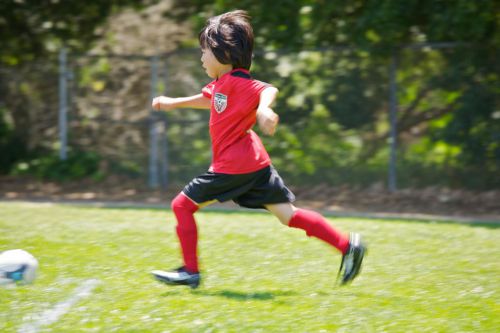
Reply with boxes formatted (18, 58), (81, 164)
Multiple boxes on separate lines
(256, 107), (279, 136)
(152, 96), (177, 111)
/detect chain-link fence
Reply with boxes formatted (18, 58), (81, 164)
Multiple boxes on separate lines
(1, 43), (497, 191)
(67, 53), (158, 185)
(0, 61), (59, 152)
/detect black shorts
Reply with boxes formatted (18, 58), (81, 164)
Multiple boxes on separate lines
(182, 165), (295, 209)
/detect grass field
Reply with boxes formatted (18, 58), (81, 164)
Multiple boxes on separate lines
(0, 202), (499, 332)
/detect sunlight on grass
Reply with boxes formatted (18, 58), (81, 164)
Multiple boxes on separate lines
(0, 202), (498, 332)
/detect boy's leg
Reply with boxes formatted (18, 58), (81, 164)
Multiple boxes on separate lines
(171, 193), (200, 273)
(171, 193), (216, 273)
(153, 170), (260, 288)
(152, 193), (215, 289)
(265, 203), (349, 254)
(266, 202), (365, 284)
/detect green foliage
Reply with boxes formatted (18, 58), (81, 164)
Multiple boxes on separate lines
(0, 0), (156, 65)
(1, 203), (499, 331)
(1, 0), (498, 189)
(0, 1), (158, 179)
(12, 151), (102, 181)
(162, 0), (499, 190)
(0, 107), (27, 173)
(434, 78), (500, 168)
(10, 149), (145, 181)
(173, 0), (499, 51)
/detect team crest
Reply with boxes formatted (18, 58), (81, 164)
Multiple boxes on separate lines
(214, 93), (228, 113)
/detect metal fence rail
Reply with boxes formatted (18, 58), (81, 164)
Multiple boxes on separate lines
(1, 42), (479, 190)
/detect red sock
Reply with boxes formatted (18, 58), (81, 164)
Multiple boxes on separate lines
(171, 193), (199, 273)
(288, 209), (349, 254)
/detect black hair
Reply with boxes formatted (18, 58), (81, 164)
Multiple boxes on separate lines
(199, 10), (254, 70)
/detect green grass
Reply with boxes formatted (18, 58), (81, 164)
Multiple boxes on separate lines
(0, 202), (499, 332)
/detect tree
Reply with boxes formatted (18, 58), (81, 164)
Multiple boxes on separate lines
(166, 0), (499, 188)
(0, 0), (156, 65)
(0, 1), (157, 174)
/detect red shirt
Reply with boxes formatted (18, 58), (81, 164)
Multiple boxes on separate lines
(201, 69), (271, 174)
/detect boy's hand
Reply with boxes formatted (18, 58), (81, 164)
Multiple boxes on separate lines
(257, 107), (279, 136)
(152, 96), (176, 111)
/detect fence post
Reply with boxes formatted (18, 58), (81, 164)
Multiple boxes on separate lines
(58, 48), (68, 161)
(160, 57), (169, 190)
(159, 118), (168, 189)
(388, 51), (398, 192)
(149, 55), (160, 188)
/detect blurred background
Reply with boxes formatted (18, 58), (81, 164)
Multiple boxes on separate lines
(0, 0), (498, 216)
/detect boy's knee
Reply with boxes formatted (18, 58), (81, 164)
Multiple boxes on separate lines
(274, 213), (291, 226)
(171, 193), (199, 214)
(265, 203), (297, 226)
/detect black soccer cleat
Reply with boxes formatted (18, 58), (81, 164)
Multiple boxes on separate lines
(151, 266), (201, 289)
(338, 233), (366, 285)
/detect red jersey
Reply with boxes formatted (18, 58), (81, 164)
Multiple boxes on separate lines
(201, 69), (271, 174)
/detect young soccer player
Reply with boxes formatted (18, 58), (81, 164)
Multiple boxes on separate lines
(151, 10), (366, 289)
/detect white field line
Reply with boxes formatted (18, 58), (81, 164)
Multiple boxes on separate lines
(18, 279), (100, 333)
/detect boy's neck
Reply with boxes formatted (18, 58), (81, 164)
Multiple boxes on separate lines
(216, 66), (234, 79)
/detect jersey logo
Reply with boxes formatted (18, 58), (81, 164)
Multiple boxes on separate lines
(214, 93), (228, 113)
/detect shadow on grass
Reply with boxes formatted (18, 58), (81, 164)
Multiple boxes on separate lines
(191, 289), (298, 301)
(159, 290), (184, 297)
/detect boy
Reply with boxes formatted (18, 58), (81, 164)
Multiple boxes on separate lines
(151, 10), (365, 289)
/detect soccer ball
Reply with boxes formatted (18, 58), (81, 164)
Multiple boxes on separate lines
(0, 249), (39, 285)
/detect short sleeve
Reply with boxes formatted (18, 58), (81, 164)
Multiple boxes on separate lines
(202, 81), (215, 99)
(254, 80), (272, 94)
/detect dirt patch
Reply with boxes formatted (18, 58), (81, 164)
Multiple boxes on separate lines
(1, 176), (499, 221)
(293, 183), (500, 220)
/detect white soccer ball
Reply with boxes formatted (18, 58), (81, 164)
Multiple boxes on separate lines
(0, 249), (39, 285)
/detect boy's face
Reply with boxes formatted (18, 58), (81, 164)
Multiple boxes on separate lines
(201, 48), (232, 79)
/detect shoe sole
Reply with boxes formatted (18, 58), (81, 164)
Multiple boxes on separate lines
(151, 271), (200, 289)
(341, 245), (366, 285)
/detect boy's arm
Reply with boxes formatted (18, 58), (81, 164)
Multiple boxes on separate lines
(152, 93), (211, 111)
(257, 86), (279, 136)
